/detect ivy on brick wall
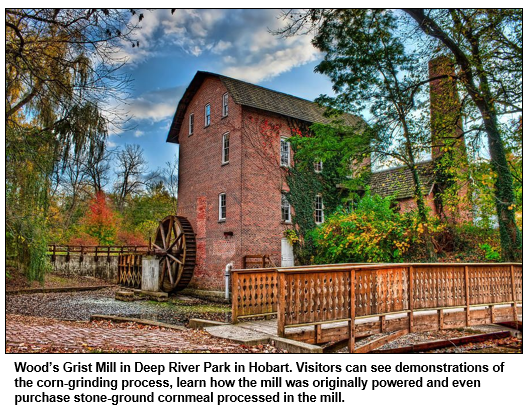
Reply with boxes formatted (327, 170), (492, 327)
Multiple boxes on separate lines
(284, 123), (370, 264)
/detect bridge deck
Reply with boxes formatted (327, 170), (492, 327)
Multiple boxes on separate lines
(206, 304), (522, 348)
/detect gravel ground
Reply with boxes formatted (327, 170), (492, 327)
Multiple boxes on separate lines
(5, 280), (521, 354)
(6, 288), (231, 326)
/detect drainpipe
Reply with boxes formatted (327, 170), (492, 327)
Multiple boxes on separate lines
(224, 262), (234, 300)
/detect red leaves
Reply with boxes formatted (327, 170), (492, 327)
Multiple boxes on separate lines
(80, 191), (120, 245)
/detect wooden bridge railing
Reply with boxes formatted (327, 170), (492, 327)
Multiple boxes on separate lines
(232, 263), (522, 352)
(231, 263), (370, 322)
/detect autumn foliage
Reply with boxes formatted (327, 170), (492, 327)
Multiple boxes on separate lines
(80, 191), (119, 245)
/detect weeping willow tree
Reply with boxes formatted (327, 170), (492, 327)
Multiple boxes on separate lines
(5, 9), (139, 281)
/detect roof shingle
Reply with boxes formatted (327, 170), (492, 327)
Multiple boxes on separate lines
(167, 71), (363, 143)
(369, 161), (435, 200)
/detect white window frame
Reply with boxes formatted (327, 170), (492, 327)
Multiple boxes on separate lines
(222, 132), (230, 164)
(222, 93), (229, 117)
(205, 103), (211, 127)
(314, 194), (324, 224)
(219, 193), (226, 221)
(314, 160), (323, 173)
(189, 113), (194, 135)
(280, 137), (290, 167)
(281, 193), (291, 223)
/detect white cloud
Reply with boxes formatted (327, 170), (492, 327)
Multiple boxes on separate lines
(134, 130), (145, 137)
(212, 40), (231, 54)
(224, 36), (319, 83)
(126, 85), (186, 123)
(118, 9), (320, 82)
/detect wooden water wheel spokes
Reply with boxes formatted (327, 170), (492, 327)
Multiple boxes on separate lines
(154, 215), (196, 293)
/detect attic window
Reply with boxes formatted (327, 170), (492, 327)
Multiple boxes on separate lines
(205, 103), (211, 127)
(222, 93), (229, 117)
(314, 160), (323, 173)
(189, 113), (194, 135)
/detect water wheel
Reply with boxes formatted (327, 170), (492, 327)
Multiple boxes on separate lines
(153, 215), (196, 293)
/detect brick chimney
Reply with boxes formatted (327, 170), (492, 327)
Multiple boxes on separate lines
(428, 56), (465, 161)
(429, 56), (471, 223)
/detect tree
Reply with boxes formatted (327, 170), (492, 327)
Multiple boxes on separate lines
(80, 191), (119, 245)
(113, 144), (159, 209)
(277, 8), (522, 261)
(163, 159), (180, 214)
(402, 9), (522, 260)
(5, 9), (141, 280)
(287, 9), (438, 259)
(83, 141), (114, 194)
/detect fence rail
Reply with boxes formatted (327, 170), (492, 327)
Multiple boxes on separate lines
(48, 244), (150, 262)
(242, 255), (276, 269)
(232, 263), (522, 352)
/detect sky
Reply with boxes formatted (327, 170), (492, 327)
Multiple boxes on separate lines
(108, 9), (336, 172)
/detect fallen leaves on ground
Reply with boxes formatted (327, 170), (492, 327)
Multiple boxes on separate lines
(6, 315), (287, 354)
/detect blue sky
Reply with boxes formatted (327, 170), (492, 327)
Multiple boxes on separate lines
(109, 9), (335, 172)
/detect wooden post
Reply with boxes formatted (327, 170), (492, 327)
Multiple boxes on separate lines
(510, 265), (518, 322)
(315, 324), (322, 344)
(231, 271), (239, 323)
(277, 273), (286, 337)
(66, 245), (70, 263)
(51, 244), (56, 263)
(379, 315), (386, 333)
(438, 309), (444, 330)
(489, 305), (495, 324)
(348, 269), (357, 353)
(409, 266), (414, 333)
(94, 246), (98, 262)
(261, 255), (266, 268)
(107, 246), (111, 263)
(464, 265), (470, 327)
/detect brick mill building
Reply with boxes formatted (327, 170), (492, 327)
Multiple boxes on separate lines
(166, 60), (467, 292)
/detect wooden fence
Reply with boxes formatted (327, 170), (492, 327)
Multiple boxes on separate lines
(232, 263), (522, 352)
(48, 244), (150, 262)
(232, 268), (279, 319)
(242, 254), (275, 269)
(117, 254), (144, 288)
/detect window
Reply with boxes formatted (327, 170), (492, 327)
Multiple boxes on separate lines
(222, 132), (230, 164)
(314, 194), (324, 224)
(219, 193), (226, 221)
(281, 194), (291, 223)
(280, 138), (290, 167)
(205, 104), (211, 127)
(314, 160), (323, 173)
(189, 113), (194, 135)
(222, 93), (229, 117)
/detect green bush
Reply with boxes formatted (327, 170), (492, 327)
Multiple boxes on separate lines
(309, 193), (412, 263)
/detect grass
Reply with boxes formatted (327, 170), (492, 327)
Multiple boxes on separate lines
(147, 299), (231, 314)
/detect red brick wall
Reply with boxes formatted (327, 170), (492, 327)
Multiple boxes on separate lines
(176, 76), (245, 290)
(240, 107), (294, 268)
(175, 78), (297, 291)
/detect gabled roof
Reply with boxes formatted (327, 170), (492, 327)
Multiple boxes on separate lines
(369, 161), (435, 200)
(166, 71), (363, 143)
